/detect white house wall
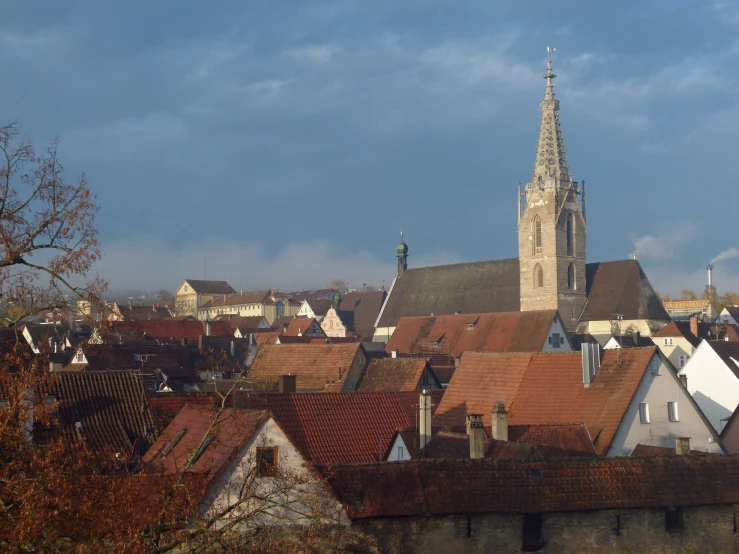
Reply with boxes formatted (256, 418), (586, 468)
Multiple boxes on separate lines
(607, 354), (723, 456)
(386, 435), (412, 462)
(201, 418), (346, 527)
(679, 341), (739, 433)
(541, 316), (573, 353)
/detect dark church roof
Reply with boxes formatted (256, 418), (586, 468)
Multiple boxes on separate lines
(376, 258), (667, 328)
(376, 259), (520, 328)
(580, 260), (669, 322)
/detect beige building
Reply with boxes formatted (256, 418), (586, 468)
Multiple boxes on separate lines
(321, 308), (348, 338)
(174, 280), (235, 316)
(198, 289), (300, 325)
(663, 299), (717, 321)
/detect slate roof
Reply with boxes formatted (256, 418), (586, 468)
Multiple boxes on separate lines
(248, 343), (363, 391)
(141, 404), (267, 482)
(252, 393), (412, 465)
(183, 280), (235, 295)
(377, 258), (667, 328)
(581, 260), (669, 322)
(434, 348), (658, 455)
(377, 259), (520, 328)
(707, 341), (739, 379)
(357, 358), (441, 392)
(337, 291), (387, 340)
(48, 371), (157, 457)
(385, 310), (558, 357)
(325, 456), (739, 519)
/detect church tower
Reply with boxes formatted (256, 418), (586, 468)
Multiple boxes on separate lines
(518, 52), (587, 330)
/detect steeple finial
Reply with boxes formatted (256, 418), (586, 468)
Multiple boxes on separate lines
(531, 46), (571, 183)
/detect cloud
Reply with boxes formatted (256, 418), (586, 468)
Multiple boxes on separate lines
(283, 44), (343, 65)
(238, 79), (292, 95)
(93, 236), (459, 293)
(630, 224), (696, 261)
(710, 247), (739, 265)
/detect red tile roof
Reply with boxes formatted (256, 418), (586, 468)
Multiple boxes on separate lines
(325, 456), (739, 519)
(336, 291), (387, 340)
(357, 358), (440, 393)
(507, 424), (597, 458)
(435, 348), (657, 455)
(111, 320), (231, 341)
(420, 430), (544, 461)
(48, 370), (157, 457)
(282, 317), (324, 337)
(141, 404), (267, 482)
(251, 393), (413, 465)
(248, 343), (363, 391)
(386, 310), (559, 358)
(147, 393), (219, 430)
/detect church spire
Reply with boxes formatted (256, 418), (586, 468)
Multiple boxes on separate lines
(533, 48), (571, 183)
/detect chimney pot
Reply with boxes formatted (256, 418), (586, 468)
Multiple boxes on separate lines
(279, 375), (296, 394)
(491, 402), (508, 441)
(676, 437), (691, 455)
(391, 349), (398, 359)
(468, 414), (485, 459)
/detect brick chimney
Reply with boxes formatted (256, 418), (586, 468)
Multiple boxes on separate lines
(690, 316), (699, 339)
(419, 390), (432, 452)
(278, 375), (296, 393)
(491, 402), (508, 441)
(675, 437), (691, 455)
(469, 414), (485, 459)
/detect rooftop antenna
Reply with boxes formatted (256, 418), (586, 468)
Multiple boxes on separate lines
(204, 257), (207, 281)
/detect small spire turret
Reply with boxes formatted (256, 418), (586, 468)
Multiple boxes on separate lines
(396, 228), (408, 276)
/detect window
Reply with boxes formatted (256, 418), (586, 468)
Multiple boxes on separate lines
(639, 403), (650, 424)
(668, 401), (679, 422)
(357, 354), (363, 364)
(534, 264), (544, 288)
(679, 355), (689, 368)
(566, 214), (574, 256)
(522, 513), (544, 552)
(664, 338), (673, 346)
(665, 507), (684, 533)
(256, 447), (279, 477)
(161, 429), (187, 457)
(398, 446), (405, 460)
(533, 215), (543, 254)
(567, 262), (575, 290)
(550, 333), (561, 349)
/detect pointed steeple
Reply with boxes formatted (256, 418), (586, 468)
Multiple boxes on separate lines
(533, 50), (571, 183)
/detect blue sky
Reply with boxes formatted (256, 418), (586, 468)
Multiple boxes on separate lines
(2, 0), (738, 294)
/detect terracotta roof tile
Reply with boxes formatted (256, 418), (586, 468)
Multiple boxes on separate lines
(357, 358), (440, 392)
(435, 348), (656, 455)
(248, 343), (363, 391)
(386, 310), (558, 358)
(507, 424), (597, 458)
(337, 291), (387, 340)
(420, 430), (544, 461)
(141, 404), (266, 482)
(252, 393), (412, 465)
(111, 320), (231, 341)
(282, 317), (324, 337)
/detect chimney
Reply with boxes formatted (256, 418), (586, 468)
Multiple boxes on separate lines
(581, 342), (601, 386)
(230, 340), (235, 357)
(679, 374), (688, 389)
(391, 349), (398, 359)
(491, 402), (508, 441)
(675, 437), (691, 455)
(707, 265), (713, 288)
(690, 316), (699, 339)
(278, 375), (296, 393)
(283, 323), (289, 333)
(419, 390), (432, 452)
(49, 360), (63, 373)
(468, 414), (485, 459)
(205, 321), (212, 337)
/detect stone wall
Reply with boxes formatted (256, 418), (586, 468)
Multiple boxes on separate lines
(354, 504), (739, 553)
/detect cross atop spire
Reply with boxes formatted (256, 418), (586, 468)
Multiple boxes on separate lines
(532, 47), (571, 183)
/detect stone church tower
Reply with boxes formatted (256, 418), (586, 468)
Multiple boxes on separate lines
(518, 55), (587, 330)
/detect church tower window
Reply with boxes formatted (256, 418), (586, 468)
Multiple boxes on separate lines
(534, 264), (544, 288)
(533, 215), (542, 255)
(567, 262), (575, 290)
(566, 214), (574, 256)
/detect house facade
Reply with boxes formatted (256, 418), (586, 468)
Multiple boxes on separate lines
(321, 308), (348, 338)
(197, 290), (300, 324)
(174, 280), (235, 316)
(651, 321), (699, 370)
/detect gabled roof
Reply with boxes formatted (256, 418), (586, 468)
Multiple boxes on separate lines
(652, 321), (700, 348)
(48, 371), (157, 457)
(325, 456), (739, 519)
(248, 343), (363, 391)
(377, 259), (521, 328)
(706, 341), (739, 379)
(111, 320), (231, 341)
(141, 404), (267, 482)
(385, 310), (558, 357)
(581, 260), (669, 322)
(305, 299), (333, 317)
(182, 280), (235, 295)
(357, 358), (440, 393)
(116, 304), (172, 321)
(252, 393), (412, 465)
(507, 424), (597, 458)
(199, 290), (293, 309)
(337, 291), (387, 339)
(289, 289), (337, 303)
(420, 430), (544, 461)
(434, 348), (658, 455)
(282, 317), (324, 337)
(606, 334), (656, 348)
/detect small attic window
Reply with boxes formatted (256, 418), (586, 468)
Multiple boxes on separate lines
(189, 434), (214, 465)
(161, 429), (187, 458)
(257, 447), (279, 477)
(467, 323), (474, 330)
